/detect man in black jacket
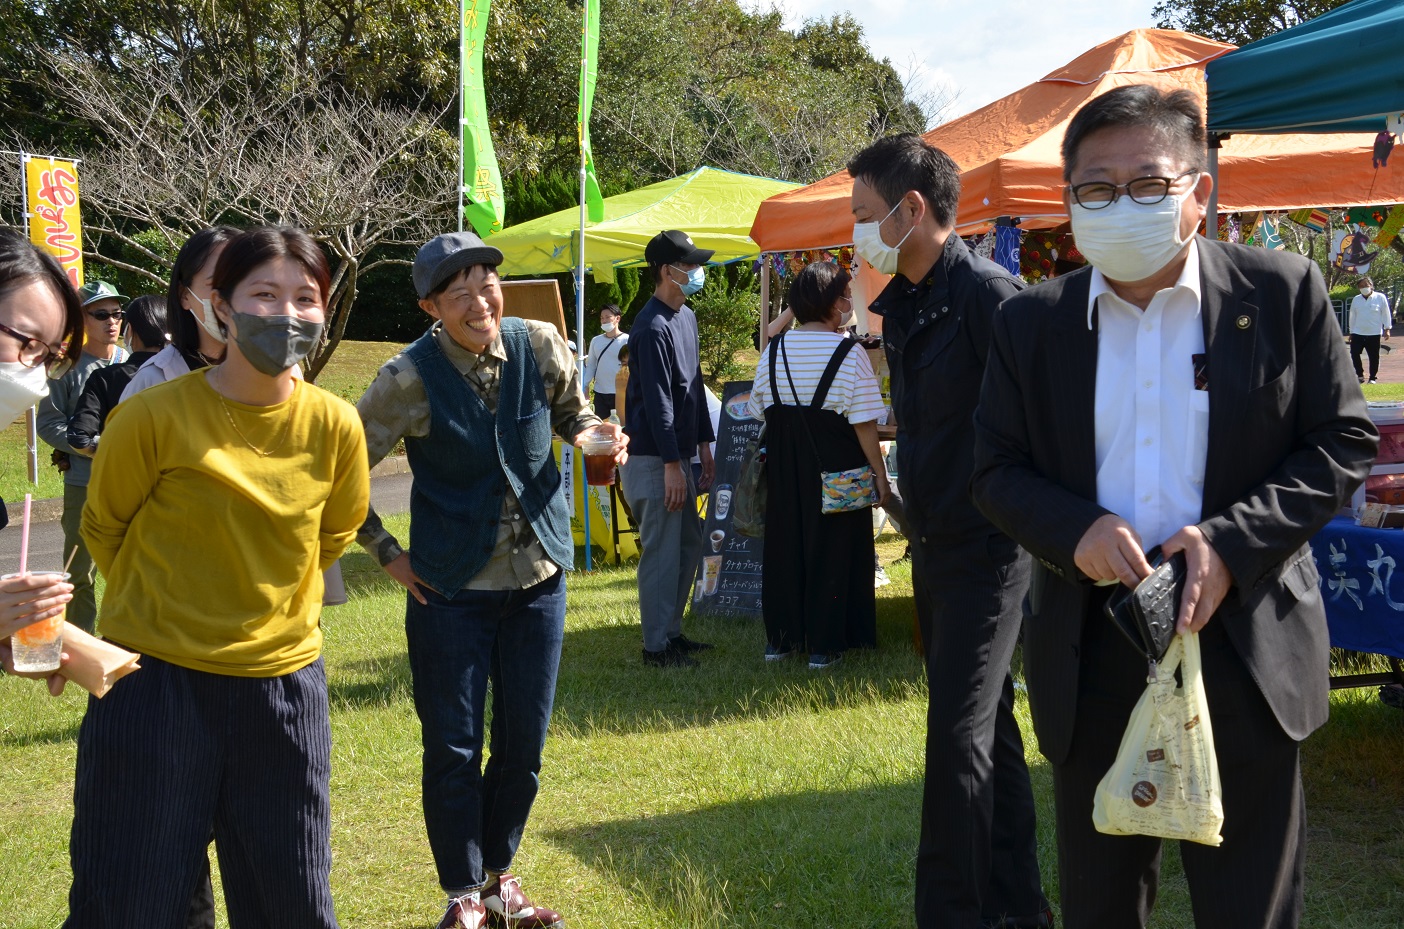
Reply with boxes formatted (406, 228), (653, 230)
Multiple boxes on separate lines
(68, 294), (167, 454)
(971, 85), (1377, 928)
(850, 134), (1049, 929)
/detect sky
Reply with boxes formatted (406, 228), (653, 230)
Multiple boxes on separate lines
(775, 0), (1163, 123)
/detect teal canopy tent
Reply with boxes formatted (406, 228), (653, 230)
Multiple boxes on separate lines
(1205, 0), (1404, 135)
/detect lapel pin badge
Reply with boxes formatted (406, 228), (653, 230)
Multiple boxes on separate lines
(1236, 315), (1252, 330)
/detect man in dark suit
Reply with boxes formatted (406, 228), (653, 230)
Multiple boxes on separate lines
(971, 84), (1377, 929)
(849, 134), (1050, 929)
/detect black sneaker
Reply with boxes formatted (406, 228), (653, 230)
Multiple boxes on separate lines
(643, 646), (698, 668)
(808, 652), (843, 670)
(669, 634), (714, 653)
(764, 644), (795, 661)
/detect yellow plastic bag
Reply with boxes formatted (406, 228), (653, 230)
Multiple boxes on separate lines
(1092, 632), (1224, 846)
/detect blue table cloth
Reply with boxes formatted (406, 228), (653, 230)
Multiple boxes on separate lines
(1311, 517), (1404, 660)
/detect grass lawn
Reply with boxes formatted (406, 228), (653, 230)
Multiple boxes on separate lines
(1362, 382), (1404, 402)
(0, 340), (407, 504)
(2, 524), (1402, 928)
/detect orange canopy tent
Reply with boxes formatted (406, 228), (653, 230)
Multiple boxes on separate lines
(749, 28), (1404, 252)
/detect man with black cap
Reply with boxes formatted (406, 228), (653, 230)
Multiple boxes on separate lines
(355, 231), (626, 929)
(622, 230), (717, 667)
(36, 279), (128, 633)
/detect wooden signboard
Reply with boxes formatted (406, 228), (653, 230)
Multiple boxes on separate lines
(501, 279), (568, 342)
(692, 381), (765, 619)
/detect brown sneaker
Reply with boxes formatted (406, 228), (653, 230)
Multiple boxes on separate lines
(482, 873), (564, 928)
(437, 892), (487, 929)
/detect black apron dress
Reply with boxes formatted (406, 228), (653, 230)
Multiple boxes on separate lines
(760, 333), (878, 657)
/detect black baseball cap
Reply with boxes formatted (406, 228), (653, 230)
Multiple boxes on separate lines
(644, 230), (714, 267)
(413, 232), (504, 299)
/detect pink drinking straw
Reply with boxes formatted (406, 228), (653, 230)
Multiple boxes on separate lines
(18, 493), (31, 575)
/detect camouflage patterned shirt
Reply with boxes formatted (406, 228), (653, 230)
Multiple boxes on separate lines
(355, 320), (599, 591)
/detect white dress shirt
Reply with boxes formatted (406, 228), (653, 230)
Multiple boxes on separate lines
(1349, 291), (1392, 336)
(1089, 241), (1208, 552)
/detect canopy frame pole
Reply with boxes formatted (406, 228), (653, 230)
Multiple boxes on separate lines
(456, 0), (465, 234)
(576, 0), (591, 572)
(758, 259), (771, 353)
(1206, 134), (1223, 239)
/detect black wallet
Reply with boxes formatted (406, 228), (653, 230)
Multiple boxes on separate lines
(1103, 546), (1185, 663)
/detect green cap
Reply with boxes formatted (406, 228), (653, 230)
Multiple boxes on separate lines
(77, 280), (127, 307)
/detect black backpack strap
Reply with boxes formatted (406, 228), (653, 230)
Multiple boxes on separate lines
(810, 337), (858, 411)
(767, 332), (782, 402)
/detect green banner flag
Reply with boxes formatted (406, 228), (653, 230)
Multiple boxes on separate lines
(577, 0), (603, 223)
(461, 0), (504, 236)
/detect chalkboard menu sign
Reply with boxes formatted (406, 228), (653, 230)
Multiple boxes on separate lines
(692, 380), (765, 618)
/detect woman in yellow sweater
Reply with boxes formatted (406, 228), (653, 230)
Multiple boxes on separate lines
(70, 227), (370, 928)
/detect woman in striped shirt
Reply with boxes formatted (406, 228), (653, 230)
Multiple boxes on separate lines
(748, 262), (890, 669)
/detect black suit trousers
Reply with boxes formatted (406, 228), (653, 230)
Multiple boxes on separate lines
(914, 532), (1046, 928)
(1050, 603), (1305, 929)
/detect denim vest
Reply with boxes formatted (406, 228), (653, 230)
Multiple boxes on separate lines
(404, 319), (572, 593)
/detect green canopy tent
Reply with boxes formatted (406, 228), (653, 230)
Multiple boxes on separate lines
(490, 166), (799, 282)
(1205, 0), (1404, 135)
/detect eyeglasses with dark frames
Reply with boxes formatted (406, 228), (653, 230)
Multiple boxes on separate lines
(86, 309), (125, 322)
(0, 320), (71, 376)
(1069, 170), (1201, 210)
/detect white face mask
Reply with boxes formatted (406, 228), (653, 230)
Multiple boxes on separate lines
(601, 321), (617, 333)
(187, 287), (228, 344)
(853, 200), (914, 275)
(1069, 189), (1193, 283)
(1361, 288), (1373, 297)
(0, 360), (50, 428)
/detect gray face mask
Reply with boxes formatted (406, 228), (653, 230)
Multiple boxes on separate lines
(230, 313), (323, 376)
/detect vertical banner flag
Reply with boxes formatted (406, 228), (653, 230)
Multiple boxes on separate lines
(461, 0), (504, 236)
(22, 155), (83, 287)
(577, 0), (603, 223)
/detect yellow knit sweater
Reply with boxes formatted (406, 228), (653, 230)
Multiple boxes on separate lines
(83, 371), (369, 676)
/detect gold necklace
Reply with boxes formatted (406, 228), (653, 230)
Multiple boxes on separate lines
(211, 369), (297, 458)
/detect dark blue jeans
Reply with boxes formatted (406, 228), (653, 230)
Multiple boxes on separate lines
(405, 569), (566, 894)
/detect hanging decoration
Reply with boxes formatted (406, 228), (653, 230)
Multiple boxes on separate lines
(1018, 230), (1082, 283)
(1375, 204), (1404, 248)
(764, 247), (854, 280)
(1332, 221), (1380, 274)
(1288, 208), (1330, 234)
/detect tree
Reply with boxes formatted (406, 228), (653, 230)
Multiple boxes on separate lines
(1152, 0), (1351, 45)
(31, 56), (457, 379)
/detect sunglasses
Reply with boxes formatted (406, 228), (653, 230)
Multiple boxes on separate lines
(86, 309), (125, 322)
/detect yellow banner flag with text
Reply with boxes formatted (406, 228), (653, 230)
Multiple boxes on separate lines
(23, 155), (84, 287)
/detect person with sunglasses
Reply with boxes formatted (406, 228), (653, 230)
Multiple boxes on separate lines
(34, 279), (128, 633)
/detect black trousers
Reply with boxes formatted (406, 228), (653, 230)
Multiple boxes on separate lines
(65, 654), (338, 929)
(593, 391), (616, 419)
(1050, 605), (1305, 929)
(913, 532), (1046, 928)
(1351, 333), (1381, 380)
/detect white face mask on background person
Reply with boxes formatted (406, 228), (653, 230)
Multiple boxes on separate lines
(0, 360), (51, 427)
(852, 199), (914, 276)
(601, 321), (617, 333)
(1069, 189), (1192, 283)
(1361, 287), (1373, 297)
(187, 287), (228, 344)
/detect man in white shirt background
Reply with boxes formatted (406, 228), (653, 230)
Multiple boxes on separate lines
(1349, 274), (1392, 383)
(582, 303), (628, 418)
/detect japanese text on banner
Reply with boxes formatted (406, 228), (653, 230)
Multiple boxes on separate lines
(23, 156), (83, 287)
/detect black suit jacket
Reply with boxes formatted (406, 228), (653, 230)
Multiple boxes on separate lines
(971, 238), (1378, 765)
